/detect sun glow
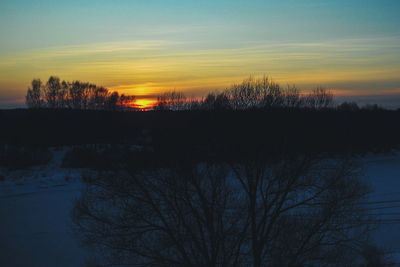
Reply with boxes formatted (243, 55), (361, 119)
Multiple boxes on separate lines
(134, 98), (157, 110)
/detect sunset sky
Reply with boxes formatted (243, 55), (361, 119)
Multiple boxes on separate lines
(1, 0), (400, 107)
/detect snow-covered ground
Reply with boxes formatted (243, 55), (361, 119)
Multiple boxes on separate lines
(363, 152), (400, 262)
(0, 148), (399, 266)
(0, 148), (89, 267)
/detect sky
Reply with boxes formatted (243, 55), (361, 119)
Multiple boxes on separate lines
(1, 0), (400, 108)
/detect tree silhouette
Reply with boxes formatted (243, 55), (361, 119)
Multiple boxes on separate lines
(106, 91), (120, 111)
(118, 94), (136, 110)
(337, 101), (360, 111)
(25, 79), (43, 108)
(305, 88), (334, 109)
(228, 77), (266, 109)
(73, 157), (370, 266)
(69, 81), (89, 109)
(44, 76), (62, 108)
(74, 164), (246, 266)
(230, 157), (369, 267)
(155, 91), (187, 111)
(203, 92), (232, 110)
(282, 85), (303, 108)
(25, 76), (135, 111)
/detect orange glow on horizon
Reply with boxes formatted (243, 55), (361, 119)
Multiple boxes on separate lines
(134, 98), (158, 110)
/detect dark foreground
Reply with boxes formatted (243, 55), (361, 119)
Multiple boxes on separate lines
(1, 109), (400, 266)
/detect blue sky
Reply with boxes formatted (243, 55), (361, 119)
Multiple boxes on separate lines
(1, 0), (400, 107)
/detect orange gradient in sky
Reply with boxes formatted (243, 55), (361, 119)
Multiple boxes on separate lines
(1, 38), (400, 108)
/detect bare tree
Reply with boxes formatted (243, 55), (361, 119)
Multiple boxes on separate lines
(58, 80), (69, 108)
(230, 157), (369, 266)
(203, 92), (232, 110)
(74, 165), (247, 266)
(203, 93), (218, 110)
(282, 85), (303, 108)
(118, 94), (136, 110)
(214, 93), (232, 110)
(25, 79), (43, 108)
(69, 81), (88, 109)
(106, 91), (120, 111)
(305, 88), (334, 109)
(88, 87), (108, 110)
(228, 77), (266, 109)
(226, 76), (287, 109)
(44, 76), (62, 108)
(186, 98), (202, 110)
(73, 155), (370, 267)
(261, 82), (283, 108)
(155, 91), (187, 111)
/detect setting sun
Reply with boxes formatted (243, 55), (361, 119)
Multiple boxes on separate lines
(134, 98), (157, 110)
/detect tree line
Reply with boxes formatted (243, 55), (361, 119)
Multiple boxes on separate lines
(154, 77), (377, 111)
(26, 75), (382, 111)
(26, 76), (135, 110)
(154, 76), (335, 111)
